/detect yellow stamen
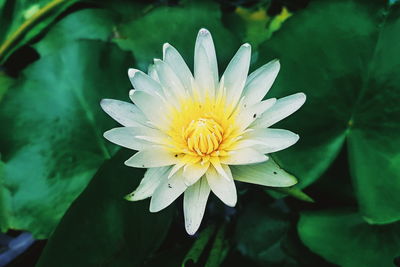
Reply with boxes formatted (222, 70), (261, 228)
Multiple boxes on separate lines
(184, 118), (223, 155)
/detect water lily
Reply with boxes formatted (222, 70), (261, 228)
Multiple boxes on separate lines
(101, 28), (305, 235)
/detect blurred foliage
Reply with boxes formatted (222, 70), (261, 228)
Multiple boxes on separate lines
(0, 0), (78, 64)
(0, 0), (399, 266)
(0, 71), (14, 102)
(0, 38), (133, 237)
(235, 203), (292, 265)
(36, 150), (174, 266)
(114, 1), (240, 71)
(257, 0), (400, 225)
(225, 5), (292, 49)
(299, 210), (400, 267)
(182, 224), (217, 266)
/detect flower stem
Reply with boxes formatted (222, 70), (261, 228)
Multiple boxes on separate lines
(0, 0), (72, 64)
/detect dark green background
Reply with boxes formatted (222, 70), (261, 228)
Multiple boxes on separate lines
(0, 0), (399, 266)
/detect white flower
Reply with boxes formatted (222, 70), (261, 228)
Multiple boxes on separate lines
(101, 29), (306, 235)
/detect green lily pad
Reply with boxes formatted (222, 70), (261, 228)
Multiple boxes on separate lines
(114, 1), (240, 70)
(0, 40), (133, 237)
(34, 8), (118, 56)
(0, 0), (78, 63)
(234, 203), (293, 265)
(0, 71), (14, 102)
(298, 210), (400, 267)
(37, 150), (174, 266)
(258, 0), (400, 223)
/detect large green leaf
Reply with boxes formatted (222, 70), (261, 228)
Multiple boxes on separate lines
(298, 210), (400, 267)
(34, 8), (117, 56)
(0, 40), (133, 237)
(257, 0), (400, 223)
(234, 203), (293, 265)
(37, 150), (174, 266)
(0, 71), (14, 102)
(0, 0), (78, 64)
(114, 1), (240, 70)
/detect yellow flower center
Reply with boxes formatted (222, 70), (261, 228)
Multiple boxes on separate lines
(166, 92), (242, 163)
(184, 118), (223, 156)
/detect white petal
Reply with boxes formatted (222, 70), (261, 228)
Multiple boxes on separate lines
(150, 169), (187, 212)
(206, 165), (237, 207)
(125, 167), (170, 201)
(184, 177), (211, 235)
(231, 158), (297, 187)
(235, 98), (276, 131)
(124, 147), (178, 168)
(148, 64), (160, 82)
(194, 44), (216, 99)
(104, 127), (155, 150)
(220, 148), (268, 165)
(253, 93), (306, 128)
(209, 157), (230, 181)
(194, 29), (218, 96)
(128, 68), (164, 96)
(168, 161), (185, 179)
(182, 161), (210, 186)
(221, 43), (251, 107)
(105, 126), (168, 146)
(240, 128), (299, 153)
(129, 90), (169, 129)
(154, 59), (187, 100)
(163, 43), (193, 91)
(100, 99), (147, 127)
(242, 59), (280, 106)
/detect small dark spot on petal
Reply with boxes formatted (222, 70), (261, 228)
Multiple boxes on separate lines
(175, 154), (178, 157)
(273, 171), (277, 175)
(168, 184), (172, 188)
(142, 165), (145, 167)
(253, 114), (256, 118)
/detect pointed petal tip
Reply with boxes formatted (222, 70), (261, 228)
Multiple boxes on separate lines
(271, 58), (280, 64)
(128, 68), (139, 78)
(185, 225), (198, 236)
(295, 92), (307, 106)
(149, 206), (158, 213)
(149, 202), (163, 213)
(269, 97), (277, 104)
(225, 198), (237, 207)
(99, 98), (110, 109)
(129, 89), (135, 96)
(240, 43), (252, 54)
(271, 59), (281, 69)
(162, 43), (171, 56)
(198, 28), (211, 36)
(124, 193), (136, 201)
(123, 159), (131, 166)
(242, 43), (251, 49)
(103, 129), (112, 139)
(124, 157), (146, 168)
(298, 92), (307, 100)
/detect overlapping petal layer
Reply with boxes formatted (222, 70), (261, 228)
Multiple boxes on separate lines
(102, 29), (305, 235)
